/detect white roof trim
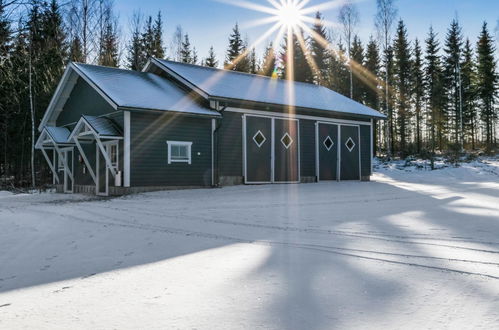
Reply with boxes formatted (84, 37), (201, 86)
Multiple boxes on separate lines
(38, 63), (119, 132)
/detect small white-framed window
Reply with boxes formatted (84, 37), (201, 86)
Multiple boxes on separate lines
(167, 141), (192, 164)
(108, 142), (119, 171)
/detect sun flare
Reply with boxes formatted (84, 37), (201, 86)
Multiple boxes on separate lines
(276, 1), (304, 28)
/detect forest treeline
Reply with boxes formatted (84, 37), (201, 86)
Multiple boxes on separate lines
(0, 0), (497, 187)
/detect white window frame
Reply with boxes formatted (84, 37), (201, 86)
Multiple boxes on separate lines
(167, 140), (192, 164)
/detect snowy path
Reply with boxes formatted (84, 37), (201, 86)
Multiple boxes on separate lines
(0, 163), (498, 329)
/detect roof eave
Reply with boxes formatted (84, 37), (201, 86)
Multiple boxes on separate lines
(118, 106), (221, 118)
(208, 96), (386, 120)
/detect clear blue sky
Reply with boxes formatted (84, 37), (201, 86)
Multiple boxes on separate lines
(115, 0), (499, 63)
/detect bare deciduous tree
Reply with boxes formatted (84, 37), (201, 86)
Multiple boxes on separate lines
(338, 0), (359, 99)
(375, 0), (397, 158)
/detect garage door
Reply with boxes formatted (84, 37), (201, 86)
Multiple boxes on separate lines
(244, 115), (300, 184)
(245, 115), (272, 183)
(317, 123), (338, 181)
(340, 125), (360, 180)
(274, 118), (299, 182)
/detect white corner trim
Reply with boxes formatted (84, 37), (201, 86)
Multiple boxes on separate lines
(124, 111), (131, 187)
(166, 140), (193, 165)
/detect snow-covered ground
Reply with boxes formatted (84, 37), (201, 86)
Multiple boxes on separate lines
(1, 159), (498, 329)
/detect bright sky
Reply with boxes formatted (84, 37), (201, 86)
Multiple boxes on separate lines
(115, 0), (499, 63)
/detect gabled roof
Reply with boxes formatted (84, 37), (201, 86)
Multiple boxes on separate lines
(39, 62), (220, 131)
(45, 126), (72, 144)
(82, 115), (122, 137)
(150, 58), (386, 119)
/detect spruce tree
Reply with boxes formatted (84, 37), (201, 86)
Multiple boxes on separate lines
(350, 35), (364, 103)
(443, 18), (464, 147)
(225, 23), (244, 71)
(127, 14), (144, 70)
(204, 46), (218, 67)
(98, 8), (119, 67)
(460, 38), (478, 148)
(425, 27), (445, 155)
(180, 33), (192, 63)
(281, 30), (313, 83)
(260, 42), (276, 77)
(310, 11), (328, 84)
(393, 20), (412, 156)
(364, 36), (381, 156)
(192, 46), (198, 64)
(152, 11), (165, 59)
(69, 37), (84, 62)
(476, 22), (498, 150)
(327, 40), (349, 96)
(249, 47), (258, 74)
(141, 15), (154, 60)
(412, 38), (424, 154)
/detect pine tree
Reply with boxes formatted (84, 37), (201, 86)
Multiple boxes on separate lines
(260, 42), (276, 77)
(180, 33), (192, 63)
(460, 38), (478, 148)
(192, 46), (198, 64)
(443, 18), (464, 148)
(204, 46), (218, 67)
(412, 38), (424, 154)
(152, 11), (165, 59)
(425, 27), (445, 156)
(393, 20), (412, 156)
(476, 22), (498, 150)
(350, 35), (364, 103)
(310, 11), (328, 84)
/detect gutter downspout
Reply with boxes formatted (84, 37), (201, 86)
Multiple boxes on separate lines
(212, 102), (227, 187)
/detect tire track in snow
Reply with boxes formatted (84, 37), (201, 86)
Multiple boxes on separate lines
(34, 208), (499, 281)
(75, 203), (499, 254)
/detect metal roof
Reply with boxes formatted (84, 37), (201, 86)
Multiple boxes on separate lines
(45, 126), (72, 144)
(153, 59), (386, 119)
(82, 115), (122, 137)
(73, 63), (220, 117)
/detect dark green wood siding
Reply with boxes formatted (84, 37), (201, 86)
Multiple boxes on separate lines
(130, 112), (213, 187)
(56, 77), (116, 127)
(299, 119), (316, 177)
(219, 111), (243, 177)
(360, 125), (372, 177)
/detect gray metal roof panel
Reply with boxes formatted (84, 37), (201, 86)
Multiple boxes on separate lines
(45, 126), (72, 144)
(73, 63), (220, 117)
(155, 59), (386, 119)
(83, 115), (122, 137)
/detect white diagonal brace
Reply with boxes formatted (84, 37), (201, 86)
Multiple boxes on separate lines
(74, 137), (96, 184)
(53, 143), (74, 182)
(40, 147), (60, 184)
(95, 137), (117, 178)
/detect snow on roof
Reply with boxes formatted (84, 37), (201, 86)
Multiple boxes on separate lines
(82, 115), (122, 137)
(73, 63), (220, 117)
(45, 126), (72, 144)
(154, 59), (386, 119)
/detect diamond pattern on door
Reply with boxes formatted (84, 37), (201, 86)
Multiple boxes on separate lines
(345, 137), (355, 152)
(323, 136), (334, 151)
(280, 132), (293, 149)
(253, 130), (266, 148)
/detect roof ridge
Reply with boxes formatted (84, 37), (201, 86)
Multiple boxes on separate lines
(155, 58), (324, 89)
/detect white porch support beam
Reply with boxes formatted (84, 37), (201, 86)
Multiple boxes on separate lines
(53, 142), (74, 182)
(74, 137), (96, 184)
(40, 147), (59, 184)
(124, 111), (130, 187)
(96, 137), (117, 178)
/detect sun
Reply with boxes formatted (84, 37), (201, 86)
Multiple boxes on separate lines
(276, 1), (304, 28)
